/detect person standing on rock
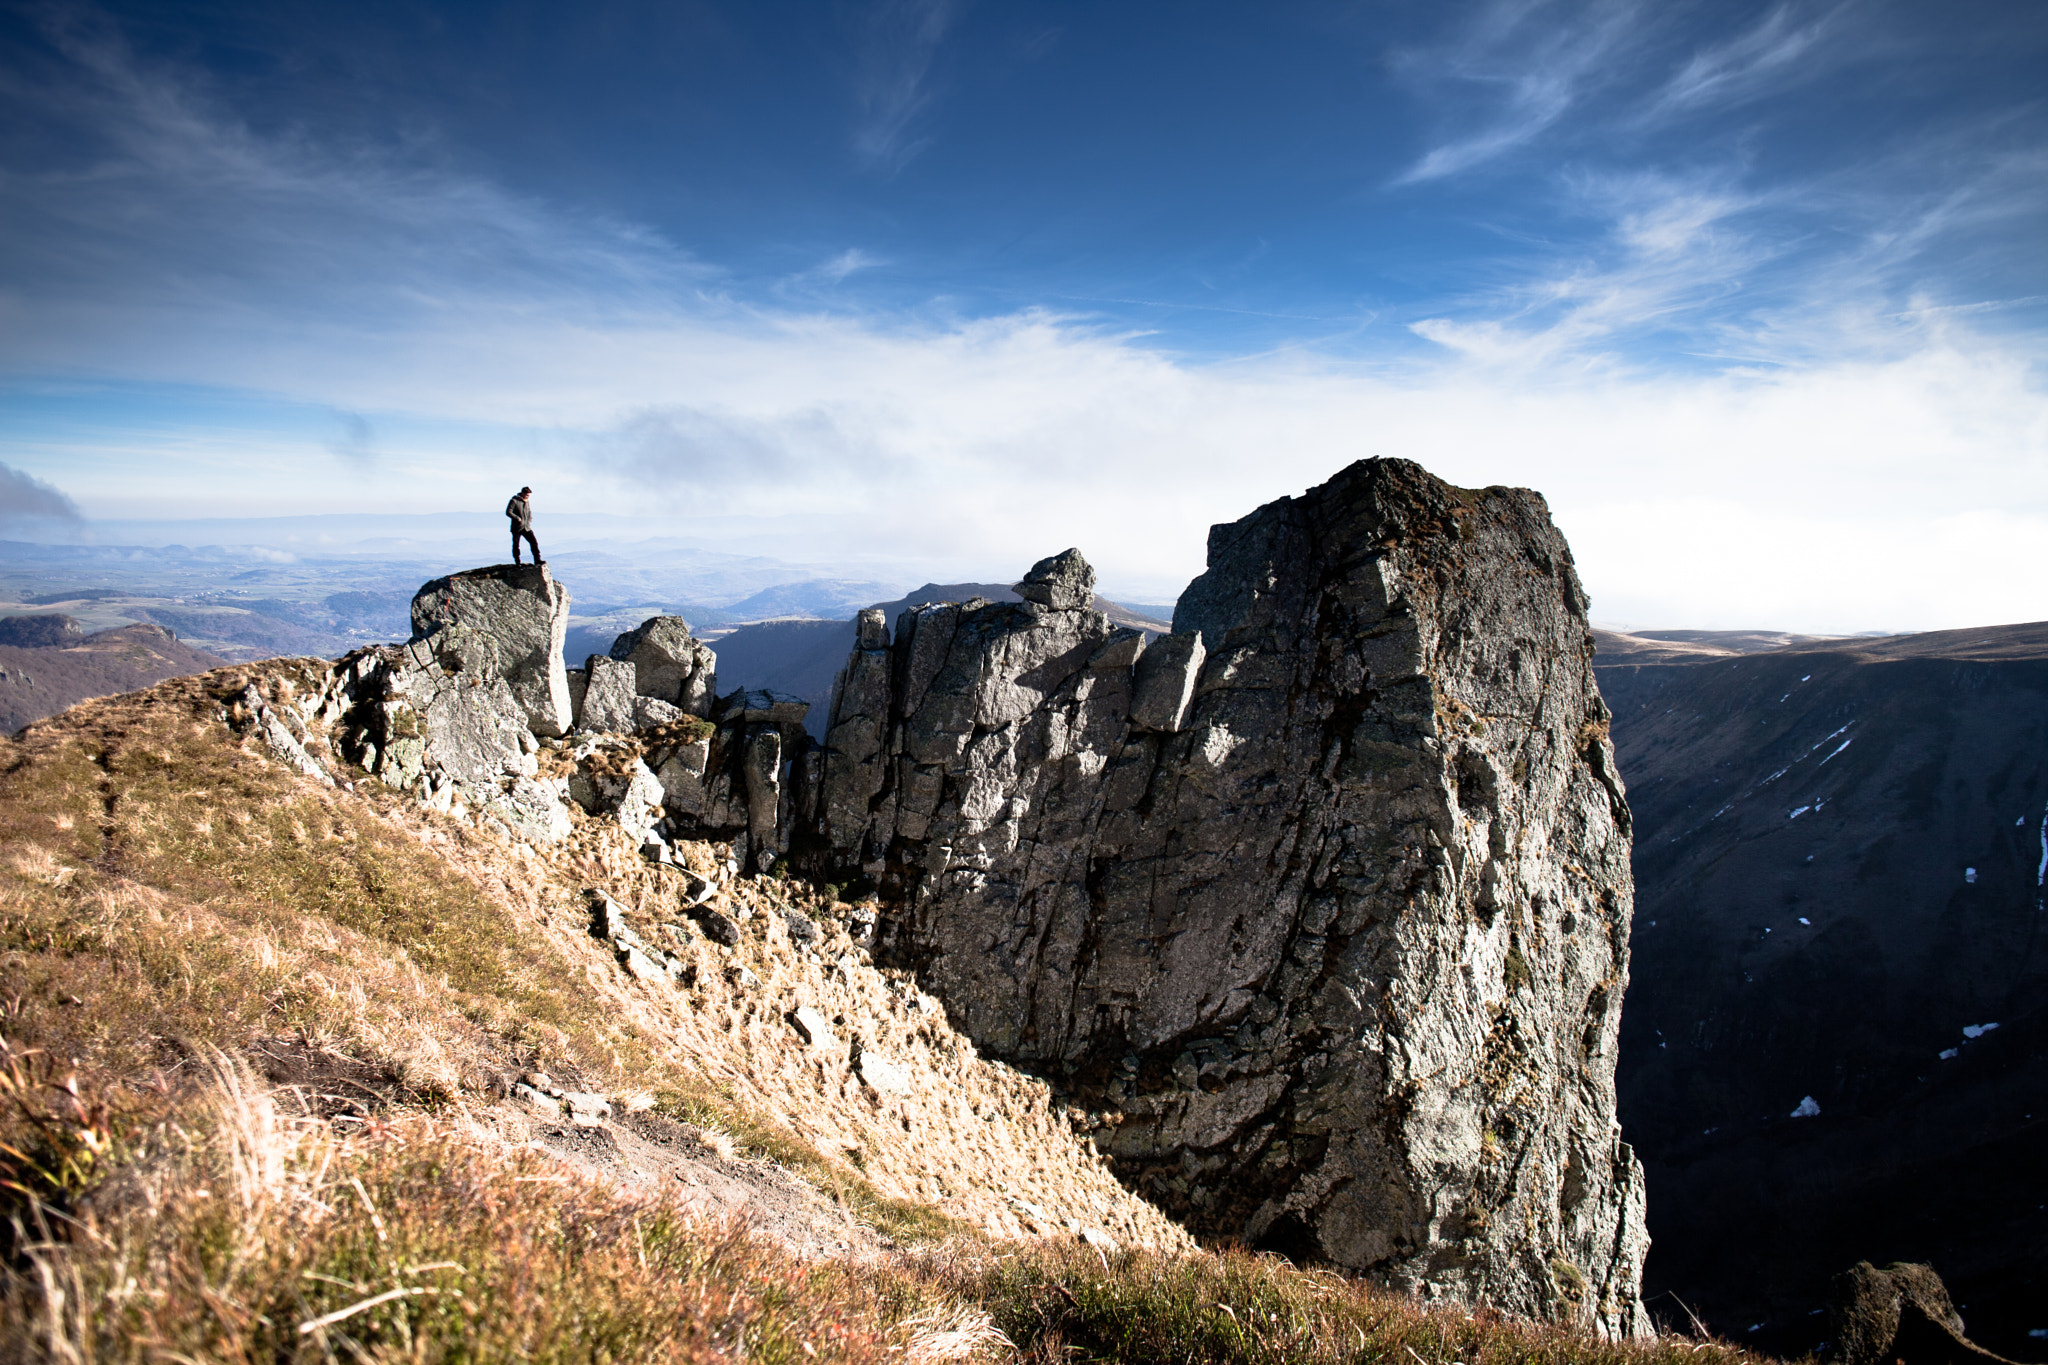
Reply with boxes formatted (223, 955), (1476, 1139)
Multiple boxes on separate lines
(506, 486), (544, 567)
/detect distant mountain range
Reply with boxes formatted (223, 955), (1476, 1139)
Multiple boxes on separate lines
(1598, 620), (2048, 1358)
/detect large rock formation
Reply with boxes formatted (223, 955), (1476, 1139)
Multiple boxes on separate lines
(410, 564), (575, 737)
(804, 458), (1649, 1333)
(329, 565), (577, 842)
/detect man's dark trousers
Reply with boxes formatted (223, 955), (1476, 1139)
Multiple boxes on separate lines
(513, 528), (541, 564)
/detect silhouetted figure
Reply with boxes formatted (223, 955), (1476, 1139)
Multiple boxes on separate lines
(507, 486), (543, 566)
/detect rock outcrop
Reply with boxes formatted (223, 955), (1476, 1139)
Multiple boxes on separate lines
(410, 564), (575, 737)
(609, 616), (717, 717)
(329, 565), (577, 842)
(803, 458), (1649, 1334)
(1831, 1262), (2020, 1365)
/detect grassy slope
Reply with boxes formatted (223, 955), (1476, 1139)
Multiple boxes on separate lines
(1, 663), (1778, 1364)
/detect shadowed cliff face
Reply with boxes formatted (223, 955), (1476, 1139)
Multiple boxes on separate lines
(1603, 623), (2048, 1361)
(807, 458), (1650, 1335)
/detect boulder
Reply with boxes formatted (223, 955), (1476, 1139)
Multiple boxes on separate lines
(789, 1005), (837, 1050)
(716, 688), (810, 727)
(568, 748), (663, 840)
(1128, 630), (1204, 733)
(1830, 1262), (2013, 1365)
(610, 616), (717, 717)
(328, 637), (571, 843)
(1014, 547), (1096, 610)
(855, 1047), (912, 1095)
(633, 696), (687, 731)
(817, 608), (894, 853)
(651, 736), (715, 821)
(803, 459), (1650, 1334)
(410, 564), (574, 737)
(576, 655), (638, 734)
(688, 904), (741, 948)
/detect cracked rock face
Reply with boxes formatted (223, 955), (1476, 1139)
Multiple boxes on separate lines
(806, 458), (1649, 1334)
(610, 616), (717, 718)
(410, 564), (575, 737)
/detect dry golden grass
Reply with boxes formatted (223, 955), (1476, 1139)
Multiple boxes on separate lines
(1, 1056), (1786, 1365)
(0, 663), (1792, 1364)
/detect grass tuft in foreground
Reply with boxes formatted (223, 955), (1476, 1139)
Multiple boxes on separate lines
(4, 1062), (1784, 1365)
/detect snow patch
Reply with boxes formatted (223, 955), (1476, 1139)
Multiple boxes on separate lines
(1962, 1022), (2000, 1039)
(1817, 737), (1854, 766)
(1789, 1096), (1821, 1118)
(1790, 806), (1811, 819)
(1798, 917), (1811, 925)
(1939, 1048), (1959, 1060)
(1964, 867), (1977, 884)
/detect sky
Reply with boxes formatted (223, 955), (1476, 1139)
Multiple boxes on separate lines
(1, 0), (2044, 629)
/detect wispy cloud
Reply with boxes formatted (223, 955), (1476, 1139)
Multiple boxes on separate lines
(1389, 0), (1645, 184)
(849, 0), (959, 174)
(1650, 2), (1848, 116)
(326, 411), (376, 466)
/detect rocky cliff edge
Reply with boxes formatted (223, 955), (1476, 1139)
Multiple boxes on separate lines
(250, 459), (1648, 1334)
(804, 457), (1650, 1334)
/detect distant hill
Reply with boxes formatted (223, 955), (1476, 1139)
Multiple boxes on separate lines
(712, 585), (1174, 739)
(1, 620), (226, 734)
(1600, 620), (2048, 1358)
(1592, 626), (1847, 664)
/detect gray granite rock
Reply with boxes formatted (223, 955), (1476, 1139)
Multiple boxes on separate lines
(610, 616), (717, 717)
(717, 688), (810, 727)
(689, 904), (741, 947)
(576, 655), (639, 734)
(326, 633), (570, 843)
(633, 696), (687, 731)
(789, 1005), (837, 1049)
(802, 459), (1649, 1335)
(1128, 630), (1205, 733)
(1014, 547), (1096, 610)
(568, 748), (663, 839)
(651, 737), (715, 821)
(410, 564), (573, 737)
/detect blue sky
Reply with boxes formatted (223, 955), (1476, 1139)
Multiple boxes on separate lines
(1, 0), (2044, 628)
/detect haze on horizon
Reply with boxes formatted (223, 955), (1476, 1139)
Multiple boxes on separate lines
(1, 0), (2043, 635)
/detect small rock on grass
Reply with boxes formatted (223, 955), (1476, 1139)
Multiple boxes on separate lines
(789, 1005), (837, 1049)
(560, 1091), (611, 1120)
(689, 905), (741, 947)
(855, 1048), (912, 1095)
(512, 1083), (559, 1114)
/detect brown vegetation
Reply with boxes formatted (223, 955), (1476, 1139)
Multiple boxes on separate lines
(1, 662), (1788, 1363)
